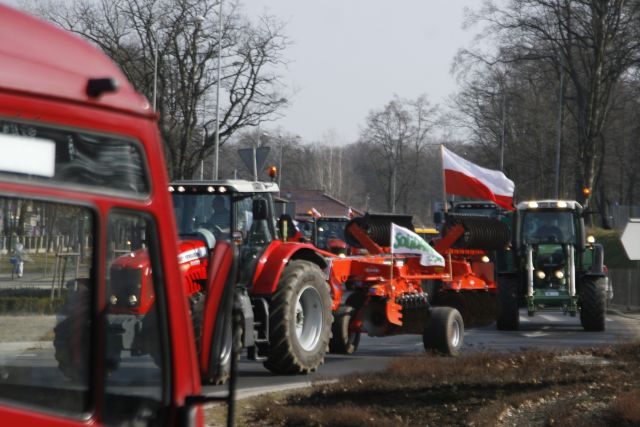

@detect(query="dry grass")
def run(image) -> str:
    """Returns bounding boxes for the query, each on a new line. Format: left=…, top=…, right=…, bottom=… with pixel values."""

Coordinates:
left=231, top=343, right=640, bottom=427
left=608, top=389, right=640, bottom=425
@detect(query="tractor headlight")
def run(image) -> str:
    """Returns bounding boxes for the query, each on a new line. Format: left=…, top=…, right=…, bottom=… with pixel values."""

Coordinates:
left=109, top=295, right=118, bottom=305
left=528, top=201, right=539, bottom=208
left=587, top=235, right=595, bottom=244
left=481, top=255, right=490, bottom=263
left=128, top=294, right=138, bottom=306
left=536, top=270, right=546, bottom=280
left=555, top=270, right=564, bottom=279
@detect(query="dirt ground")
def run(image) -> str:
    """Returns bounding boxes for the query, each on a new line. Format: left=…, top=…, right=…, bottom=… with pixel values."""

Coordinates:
left=207, top=343, right=640, bottom=427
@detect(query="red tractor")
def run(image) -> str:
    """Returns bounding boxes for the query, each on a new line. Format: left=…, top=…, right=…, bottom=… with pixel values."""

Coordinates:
left=170, top=180, right=336, bottom=380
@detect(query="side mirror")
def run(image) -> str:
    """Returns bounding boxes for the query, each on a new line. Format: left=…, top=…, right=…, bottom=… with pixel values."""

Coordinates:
left=252, top=198, right=268, bottom=221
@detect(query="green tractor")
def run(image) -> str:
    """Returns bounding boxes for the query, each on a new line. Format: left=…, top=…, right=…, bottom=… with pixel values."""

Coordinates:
left=497, top=200, right=608, bottom=331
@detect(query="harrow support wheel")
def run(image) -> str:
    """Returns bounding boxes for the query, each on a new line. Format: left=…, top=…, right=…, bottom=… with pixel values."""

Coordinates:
left=423, top=307, right=464, bottom=356
left=497, top=276, right=520, bottom=331
left=580, top=277, right=606, bottom=332
left=329, top=306, right=360, bottom=354
left=264, top=260, right=332, bottom=374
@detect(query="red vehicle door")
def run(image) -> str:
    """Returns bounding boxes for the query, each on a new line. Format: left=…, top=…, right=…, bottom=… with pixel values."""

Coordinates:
left=0, top=5, right=203, bottom=426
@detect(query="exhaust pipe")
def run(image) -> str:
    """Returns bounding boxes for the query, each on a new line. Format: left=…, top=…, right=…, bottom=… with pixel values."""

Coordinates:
left=527, top=246, right=534, bottom=298
left=568, top=245, right=576, bottom=297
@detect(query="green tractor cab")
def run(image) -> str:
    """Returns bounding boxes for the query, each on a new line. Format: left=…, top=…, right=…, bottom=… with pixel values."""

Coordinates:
left=497, top=200, right=607, bottom=331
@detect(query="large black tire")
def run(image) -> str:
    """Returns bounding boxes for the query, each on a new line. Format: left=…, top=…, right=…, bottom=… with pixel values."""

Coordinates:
left=423, top=307, right=464, bottom=356
left=580, top=277, right=606, bottom=332
left=329, top=306, right=360, bottom=354
left=263, top=260, right=332, bottom=374
left=54, top=314, right=88, bottom=382
left=497, top=276, right=520, bottom=331
left=54, top=288, right=91, bottom=382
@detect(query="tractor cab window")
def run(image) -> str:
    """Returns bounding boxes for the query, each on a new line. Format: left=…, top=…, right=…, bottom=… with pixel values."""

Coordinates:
left=173, top=193, right=232, bottom=243
left=316, top=220, right=347, bottom=250
left=522, top=211, right=576, bottom=244
left=235, top=194, right=274, bottom=268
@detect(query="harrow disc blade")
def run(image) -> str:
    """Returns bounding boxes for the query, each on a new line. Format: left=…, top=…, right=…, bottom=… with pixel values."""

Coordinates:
left=445, top=214, right=510, bottom=250
left=345, top=213, right=414, bottom=248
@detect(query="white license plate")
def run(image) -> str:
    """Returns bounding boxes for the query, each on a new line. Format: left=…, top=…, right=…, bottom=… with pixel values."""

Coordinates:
left=545, top=291, right=559, bottom=296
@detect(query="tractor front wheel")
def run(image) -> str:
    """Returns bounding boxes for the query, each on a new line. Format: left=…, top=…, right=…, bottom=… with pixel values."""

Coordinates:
left=423, top=307, right=464, bottom=356
left=329, top=306, right=360, bottom=354
left=497, top=276, right=520, bottom=331
left=580, top=277, right=606, bottom=332
left=264, top=260, right=332, bottom=374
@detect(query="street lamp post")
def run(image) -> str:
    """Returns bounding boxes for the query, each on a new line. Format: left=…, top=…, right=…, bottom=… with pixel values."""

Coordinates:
left=213, top=0, right=223, bottom=180
left=152, top=38, right=158, bottom=111
left=553, top=54, right=565, bottom=199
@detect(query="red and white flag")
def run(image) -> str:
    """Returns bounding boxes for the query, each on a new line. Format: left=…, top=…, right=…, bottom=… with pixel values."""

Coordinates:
left=309, top=207, right=322, bottom=218
left=347, top=207, right=354, bottom=218
left=442, top=146, right=515, bottom=210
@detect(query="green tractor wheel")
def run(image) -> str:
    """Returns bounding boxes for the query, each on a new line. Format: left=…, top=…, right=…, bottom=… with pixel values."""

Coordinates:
left=580, top=277, right=606, bottom=332
left=497, top=276, right=520, bottom=331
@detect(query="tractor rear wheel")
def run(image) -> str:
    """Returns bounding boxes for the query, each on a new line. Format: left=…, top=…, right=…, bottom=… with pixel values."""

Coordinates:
left=329, top=306, right=360, bottom=354
left=497, top=276, right=520, bottom=331
left=580, top=277, right=606, bottom=332
left=264, top=260, right=332, bottom=374
left=423, top=307, right=464, bottom=356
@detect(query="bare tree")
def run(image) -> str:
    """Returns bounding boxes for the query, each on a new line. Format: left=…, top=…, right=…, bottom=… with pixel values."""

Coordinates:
left=360, top=95, right=438, bottom=213
left=460, top=0, right=640, bottom=205
left=32, top=0, right=289, bottom=179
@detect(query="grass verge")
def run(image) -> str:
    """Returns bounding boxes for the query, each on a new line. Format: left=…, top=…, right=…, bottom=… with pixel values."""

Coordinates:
left=218, top=343, right=640, bottom=427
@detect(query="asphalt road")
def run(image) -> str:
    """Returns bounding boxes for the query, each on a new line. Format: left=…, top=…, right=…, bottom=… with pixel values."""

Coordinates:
left=1, top=309, right=637, bottom=402
left=204, top=308, right=640, bottom=398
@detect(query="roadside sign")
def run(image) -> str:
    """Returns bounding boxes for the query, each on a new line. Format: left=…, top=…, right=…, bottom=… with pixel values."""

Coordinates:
left=238, top=147, right=271, bottom=180
left=621, top=219, right=640, bottom=260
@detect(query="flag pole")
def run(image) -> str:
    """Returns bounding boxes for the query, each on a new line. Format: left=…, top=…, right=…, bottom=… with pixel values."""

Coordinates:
left=441, top=144, right=448, bottom=214
left=441, top=144, right=453, bottom=280
left=389, top=224, right=394, bottom=288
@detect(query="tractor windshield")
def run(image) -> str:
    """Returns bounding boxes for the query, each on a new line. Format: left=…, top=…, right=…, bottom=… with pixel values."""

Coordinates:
left=172, top=193, right=232, bottom=241
left=521, top=210, right=576, bottom=244
left=172, top=191, right=274, bottom=254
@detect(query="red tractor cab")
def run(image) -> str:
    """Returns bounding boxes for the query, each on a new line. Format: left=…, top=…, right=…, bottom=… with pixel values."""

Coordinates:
left=0, top=5, right=228, bottom=426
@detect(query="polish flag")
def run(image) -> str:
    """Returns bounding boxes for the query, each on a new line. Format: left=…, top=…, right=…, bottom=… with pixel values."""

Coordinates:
left=347, top=207, right=355, bottom=218
left=310, top=207, right=322, bottom=218
left=442, top=146, right=515, bottom=210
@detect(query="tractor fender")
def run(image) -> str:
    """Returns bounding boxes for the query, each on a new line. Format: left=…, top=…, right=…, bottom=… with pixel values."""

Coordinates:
left=251, top=241, right=331, bottom=297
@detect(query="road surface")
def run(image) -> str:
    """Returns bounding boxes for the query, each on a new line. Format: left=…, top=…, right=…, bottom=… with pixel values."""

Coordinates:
left=204, top=308, right=640, bottom=398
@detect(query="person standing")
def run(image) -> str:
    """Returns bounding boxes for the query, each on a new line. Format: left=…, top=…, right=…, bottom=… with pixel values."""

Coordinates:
left=12, top=240, right=25, bottom=278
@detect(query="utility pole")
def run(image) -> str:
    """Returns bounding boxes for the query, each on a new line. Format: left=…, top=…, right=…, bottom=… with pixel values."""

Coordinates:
left=554, top=55, right=565, bottom=199
left=213, top=0, right=223, bottom=180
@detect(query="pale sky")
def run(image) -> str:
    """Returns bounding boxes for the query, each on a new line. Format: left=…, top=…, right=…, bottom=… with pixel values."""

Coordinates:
left=245, top=1, right=479, bottom=144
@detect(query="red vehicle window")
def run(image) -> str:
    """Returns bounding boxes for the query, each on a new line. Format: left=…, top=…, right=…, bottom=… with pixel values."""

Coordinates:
left=0, top=196, right=94, bottom=416
left=103, top=210, right=166, bottom=425
left=0, top=118, right=149, bottom=197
